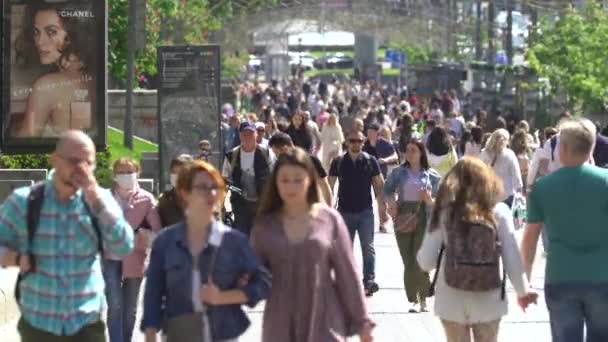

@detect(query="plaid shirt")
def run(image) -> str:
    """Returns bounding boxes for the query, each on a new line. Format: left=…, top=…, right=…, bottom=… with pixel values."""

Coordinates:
left=0, top=180, right=133, bottom=335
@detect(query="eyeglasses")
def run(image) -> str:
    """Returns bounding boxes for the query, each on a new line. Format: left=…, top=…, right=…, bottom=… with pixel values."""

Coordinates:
left=191, top=183, right=219, bottom=195
left=58, top=154, right=95, bottom=168
left=348, top=139, right=364, bottom=144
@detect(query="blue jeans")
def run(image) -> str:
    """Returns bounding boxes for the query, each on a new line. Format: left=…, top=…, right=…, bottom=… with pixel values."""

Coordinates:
left=545, top=283, right=608, bottom=342
left=102, top=260, right=143, bottom=342
left=340, top=208, right=375, bottom=284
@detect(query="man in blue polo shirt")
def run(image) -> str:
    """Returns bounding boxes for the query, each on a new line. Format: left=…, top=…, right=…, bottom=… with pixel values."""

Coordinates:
left=363, top=123, right=398, bottom=233
left=329, top=130, right=385, bottom=296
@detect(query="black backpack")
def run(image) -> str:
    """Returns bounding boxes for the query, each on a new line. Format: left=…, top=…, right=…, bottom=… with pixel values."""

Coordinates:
left=14, top=182, right=103, bottom=305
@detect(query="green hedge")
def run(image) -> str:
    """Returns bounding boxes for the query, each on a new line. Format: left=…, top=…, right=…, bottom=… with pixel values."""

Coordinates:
left=0, top=147, right=114, bottom=188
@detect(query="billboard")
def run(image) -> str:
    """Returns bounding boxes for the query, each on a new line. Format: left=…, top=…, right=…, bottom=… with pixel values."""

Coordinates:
left=157, top=45, right=221, bottom=190
left=1, top=0, right=107, bottom=153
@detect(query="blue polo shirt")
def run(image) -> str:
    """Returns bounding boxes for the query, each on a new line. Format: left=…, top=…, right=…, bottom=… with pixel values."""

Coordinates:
left=363, top=137, right=396, bottom=178
left=330, top=152, right=381, bottom=212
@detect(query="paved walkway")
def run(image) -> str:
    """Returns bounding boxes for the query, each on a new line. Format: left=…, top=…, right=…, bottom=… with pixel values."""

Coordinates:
left=0, top=226, right=550, bottom=341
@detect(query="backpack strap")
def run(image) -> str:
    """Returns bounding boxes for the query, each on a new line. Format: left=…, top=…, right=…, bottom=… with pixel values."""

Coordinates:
left=428, top=244, right=444, bottom=297
left=82, top=199, right=103, bottom=256
left=15, top=182, right=47, bottom=305
left=26, top=182, right=46, bottom=259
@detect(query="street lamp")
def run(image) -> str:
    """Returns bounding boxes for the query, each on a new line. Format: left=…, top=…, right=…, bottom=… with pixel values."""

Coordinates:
left=298, top=37, right=302, bottom=66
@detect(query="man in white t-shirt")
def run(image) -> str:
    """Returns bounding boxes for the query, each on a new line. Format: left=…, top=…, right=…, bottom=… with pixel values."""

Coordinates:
left=222, top=121, right=274, bottom=236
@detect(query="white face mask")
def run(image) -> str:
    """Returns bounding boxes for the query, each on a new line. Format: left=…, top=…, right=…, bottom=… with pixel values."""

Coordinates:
left=115, top=173, right=137, bottom=190
left=170, top=173, right=178, bottom=188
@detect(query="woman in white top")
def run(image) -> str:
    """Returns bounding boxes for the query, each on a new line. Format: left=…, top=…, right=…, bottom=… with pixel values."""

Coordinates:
left=480, top=129, right=523, bottom=208
left=417, top=157, right=537, bottom=342
left=465, top=126, right=484, bottom=157
left=320, top=114, right=345, bottom=171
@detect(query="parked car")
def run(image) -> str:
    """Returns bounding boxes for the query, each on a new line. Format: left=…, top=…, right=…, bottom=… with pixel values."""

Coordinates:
left=288, top=52, right=315, bottom=70
left=248, top=54, right=263, bottom=71
left=313, top=53, right=354, bottom=69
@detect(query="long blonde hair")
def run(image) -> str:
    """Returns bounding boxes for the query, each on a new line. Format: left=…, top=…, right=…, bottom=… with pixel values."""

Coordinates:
left=483, top=129, right=510, bottom=158
left=430, top=157, right=504, bottom=230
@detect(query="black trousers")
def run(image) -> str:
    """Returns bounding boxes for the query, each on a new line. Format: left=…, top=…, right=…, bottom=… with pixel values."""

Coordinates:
left=232, top=198, right=258, bottom=237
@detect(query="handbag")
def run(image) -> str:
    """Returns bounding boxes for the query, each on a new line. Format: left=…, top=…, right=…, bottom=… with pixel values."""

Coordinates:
left=165, top=312, right=208, bottom=342
left=165, top=228, right=225, bottom=342
left=394, top=203, right=422, bottom=234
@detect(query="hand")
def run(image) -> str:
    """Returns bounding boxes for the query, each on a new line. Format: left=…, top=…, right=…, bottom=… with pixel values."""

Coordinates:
left=378, top=201, right=389, bottom=224
left=77, top=167, right=102, bottom=209
left=517, top=291, right=539, bottom=312
left=387, top=202, right=398, bottom=220
left=359, top=322, right=375, bottom=342
left=18, top=253, right=32, bottom=273
left=201, top=277, right=223, bottom=305
left=238, top=273, right=251, bottom=288
left=419, top=188, right=433, bottom=205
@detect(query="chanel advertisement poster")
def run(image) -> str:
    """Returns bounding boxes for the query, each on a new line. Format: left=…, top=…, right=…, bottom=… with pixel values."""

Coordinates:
left=1, top=0, right=107, bottom=153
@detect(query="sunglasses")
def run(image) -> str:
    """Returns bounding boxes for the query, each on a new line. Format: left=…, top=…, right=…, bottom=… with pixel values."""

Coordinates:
left=348, top=139, right=364, bottom=144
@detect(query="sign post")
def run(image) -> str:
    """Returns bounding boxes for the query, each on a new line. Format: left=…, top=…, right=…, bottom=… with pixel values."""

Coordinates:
left=157, top=45, right=221, bottom=191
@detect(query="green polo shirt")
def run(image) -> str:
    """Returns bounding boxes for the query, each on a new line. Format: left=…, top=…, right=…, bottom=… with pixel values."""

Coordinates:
left=528, top=163, right=608, bottom=284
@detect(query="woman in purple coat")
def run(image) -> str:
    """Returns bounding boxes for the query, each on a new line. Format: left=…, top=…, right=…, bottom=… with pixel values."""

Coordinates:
left=252, top=147, right=375, bottom=342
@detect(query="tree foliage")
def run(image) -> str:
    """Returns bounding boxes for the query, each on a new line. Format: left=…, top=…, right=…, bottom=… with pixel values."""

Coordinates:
left=527, top=2, right=608, bottom=115
left=108, top=0, right=277, bottom=82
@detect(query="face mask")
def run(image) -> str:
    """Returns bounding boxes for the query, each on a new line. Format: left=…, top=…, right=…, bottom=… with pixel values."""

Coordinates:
left=170, top=173, right=178, bottom=188
left=115, top=173, right=137, bottom=190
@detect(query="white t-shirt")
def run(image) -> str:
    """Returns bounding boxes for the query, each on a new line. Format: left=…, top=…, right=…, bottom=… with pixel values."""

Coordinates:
left=464, top=142, right=482, bottom=157
left=222, top=149, right=258, bottom=201
left=539, top=135, right=562, bottom=174
left=480, top=148, right=523, bottom=200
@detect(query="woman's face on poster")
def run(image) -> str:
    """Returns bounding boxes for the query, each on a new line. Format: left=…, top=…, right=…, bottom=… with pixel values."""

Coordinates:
left=33, top=9, right=67, bottom=65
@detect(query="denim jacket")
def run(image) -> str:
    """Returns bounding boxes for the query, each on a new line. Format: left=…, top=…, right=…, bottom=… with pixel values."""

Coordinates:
left=141, top=220, right=271, bottom=340
left=383, top=165, right=442, bottom=219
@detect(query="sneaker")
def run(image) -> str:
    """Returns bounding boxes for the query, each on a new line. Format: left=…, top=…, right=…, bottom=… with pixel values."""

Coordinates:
left=408, top=302, right=418, bottom=313
left=365, top=281, right=379, bottom=297
left=379, top=225, right=388, bottom=233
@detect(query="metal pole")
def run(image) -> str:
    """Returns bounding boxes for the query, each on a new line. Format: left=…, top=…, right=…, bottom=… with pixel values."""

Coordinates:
left=124, top=0, right=136, bottom=149
left=506, top=0, right=513, bottom=66
left=475, top=0, right=482, bottom=61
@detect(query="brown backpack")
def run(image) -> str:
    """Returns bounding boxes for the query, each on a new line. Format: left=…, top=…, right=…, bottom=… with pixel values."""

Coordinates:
left=430, top=220, right=506, bottom=299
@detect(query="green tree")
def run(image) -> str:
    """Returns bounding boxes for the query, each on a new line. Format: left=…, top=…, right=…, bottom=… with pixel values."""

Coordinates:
left=108, top=0, right=277, bottom=82
left=387, top=41, right=438, bottom=65
left=527, top=2, right=608, bottom=115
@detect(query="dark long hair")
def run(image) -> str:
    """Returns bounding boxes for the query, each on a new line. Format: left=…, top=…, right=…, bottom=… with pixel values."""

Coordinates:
left=14, top=1, right=96, bottom=74
left=256, top=147, right=321, bottom=219
left=403, top=139, right=431, bottom=170
left=426, top=126, right=451, bottom=156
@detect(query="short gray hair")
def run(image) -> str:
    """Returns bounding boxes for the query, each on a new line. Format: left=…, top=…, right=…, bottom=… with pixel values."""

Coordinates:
left=559, top=118, right=596, bottom=157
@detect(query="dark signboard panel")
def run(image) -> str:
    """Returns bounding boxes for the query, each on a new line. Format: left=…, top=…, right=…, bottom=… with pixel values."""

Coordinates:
left=157, top=45, right=221, bottom=190
left=1, top=0, right=107, bottom=153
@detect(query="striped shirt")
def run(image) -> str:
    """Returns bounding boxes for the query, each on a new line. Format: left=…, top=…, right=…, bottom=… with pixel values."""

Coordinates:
left=0, top=180, right=134, bottom=335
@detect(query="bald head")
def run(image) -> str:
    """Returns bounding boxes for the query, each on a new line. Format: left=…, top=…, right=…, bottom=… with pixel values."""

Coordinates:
left=55, top=130, right=96, bottom=154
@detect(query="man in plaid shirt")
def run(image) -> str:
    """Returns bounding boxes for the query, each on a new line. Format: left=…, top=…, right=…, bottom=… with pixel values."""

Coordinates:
left=0, top=131, right=134, bottom=341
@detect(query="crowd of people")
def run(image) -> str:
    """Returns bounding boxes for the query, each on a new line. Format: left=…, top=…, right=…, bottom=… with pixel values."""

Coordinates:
left=0, top=75, right=607, bottom=342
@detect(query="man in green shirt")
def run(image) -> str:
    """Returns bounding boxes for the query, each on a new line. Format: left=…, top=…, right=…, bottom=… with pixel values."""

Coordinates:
left=521, top=118, right=608, bottom=342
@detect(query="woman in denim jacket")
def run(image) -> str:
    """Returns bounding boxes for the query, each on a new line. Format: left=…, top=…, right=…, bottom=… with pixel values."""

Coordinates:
left=384, top=139, right=441, bottom=313
left=141, top=160, right=270, bottom=342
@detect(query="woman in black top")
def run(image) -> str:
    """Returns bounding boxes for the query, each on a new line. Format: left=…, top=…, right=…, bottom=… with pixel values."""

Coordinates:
left=286, top=111, right=313, bottom=152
